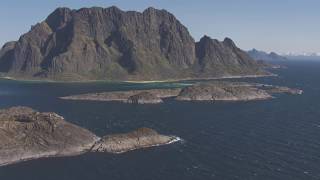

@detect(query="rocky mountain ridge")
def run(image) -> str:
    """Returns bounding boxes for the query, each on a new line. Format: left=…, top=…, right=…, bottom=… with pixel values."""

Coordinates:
left=0, top=6, right=266, bottom=81
left=248, top=49, right=287, bottom=62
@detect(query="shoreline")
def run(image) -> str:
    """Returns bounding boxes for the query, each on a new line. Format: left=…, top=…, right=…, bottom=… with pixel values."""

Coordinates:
left=1, top=136, right=182, bottom=167
left=0, top=150, right=90, bottom=167
left=0, top=73, right=277, bottom=84
left=107, top=136, right=181, bottom=154
left=124, top=74, right=277, bottom=84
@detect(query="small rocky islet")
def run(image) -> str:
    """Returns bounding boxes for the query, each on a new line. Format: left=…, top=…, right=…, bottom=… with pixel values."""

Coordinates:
left=60, top=81, right=303, bottom=104
left=0, top=107, right=179, bottom=167
left=91, top=127, right=179, bottom=153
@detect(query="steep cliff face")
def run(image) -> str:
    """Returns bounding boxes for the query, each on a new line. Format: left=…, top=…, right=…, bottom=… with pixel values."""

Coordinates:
left=0, top=7, right=264, bottom=81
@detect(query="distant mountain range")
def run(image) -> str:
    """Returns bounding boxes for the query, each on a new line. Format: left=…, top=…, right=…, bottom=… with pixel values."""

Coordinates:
left=247, top=49, right=287, bottom=62
left=0, top=6, right=266, bottom=81
left=280, top=52, right=320, bottom=60
left=281, top=52, right=320, bottom=57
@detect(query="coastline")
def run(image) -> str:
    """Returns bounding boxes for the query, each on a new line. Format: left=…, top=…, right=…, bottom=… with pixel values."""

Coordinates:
left=0, top=150, right=90, bottom=167
left=0, top=73, right=277, bottom=84
left=1, top=136, right=182, bottom=167
left=104, top=136, right=181, bottom=154
left=124, top=74, right=277, bottom=84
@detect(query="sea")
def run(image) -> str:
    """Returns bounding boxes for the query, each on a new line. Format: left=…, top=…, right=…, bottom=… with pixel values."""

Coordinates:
left=0, top=60, right=319, bottom=180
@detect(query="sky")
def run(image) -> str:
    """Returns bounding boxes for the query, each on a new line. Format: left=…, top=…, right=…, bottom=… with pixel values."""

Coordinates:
left=0, top=0, right=319, bottom=54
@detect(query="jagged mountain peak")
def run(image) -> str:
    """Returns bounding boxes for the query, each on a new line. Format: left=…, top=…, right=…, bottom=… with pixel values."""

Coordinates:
left=223, top=37, right=237, bottom=48
left=46, top=7, right=72, bottom=31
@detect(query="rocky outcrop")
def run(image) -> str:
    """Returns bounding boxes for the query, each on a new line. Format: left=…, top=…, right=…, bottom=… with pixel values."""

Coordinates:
left=0, top=106, right=99, bottom=166
left=0, top=107, right=180, bottom=166
left=175, top=82, right=272, bottom=101
left=60, top=88, right=181, bottom=103
left=175, top=82, right=303, bottom=101
left=0, top=6, right=265, bottom=81
left=91, top=128, right=179, bottom=153
left=126, top=92, right=163, bottom=104
left=0, top=41, right=16, bottom=72
left=261, top=85, right=303, bottom=95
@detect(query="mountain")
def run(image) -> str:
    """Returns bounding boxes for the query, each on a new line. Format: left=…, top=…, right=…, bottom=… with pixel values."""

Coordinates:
left=282, top=52, right=320, bottom=57
left=281, top=52, right=320, bottom=60
left=196, top=36, right=262, bottom=76
left=248, top=49, right=287, bottom=62
left=0, top=6, right=266, bottom=81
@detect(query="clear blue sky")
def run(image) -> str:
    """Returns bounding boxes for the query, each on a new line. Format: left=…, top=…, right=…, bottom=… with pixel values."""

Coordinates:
left=1, top=0, right=319, bottom=53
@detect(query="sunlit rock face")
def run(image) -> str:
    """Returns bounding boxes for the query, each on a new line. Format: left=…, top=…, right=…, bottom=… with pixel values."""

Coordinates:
left=0, top=106, right=99, bottom=166
left=91, top=128, right=179, bottom=153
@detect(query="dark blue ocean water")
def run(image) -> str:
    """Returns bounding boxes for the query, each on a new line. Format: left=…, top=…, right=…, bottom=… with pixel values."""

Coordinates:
left=0, top=61, right=319, bottom=180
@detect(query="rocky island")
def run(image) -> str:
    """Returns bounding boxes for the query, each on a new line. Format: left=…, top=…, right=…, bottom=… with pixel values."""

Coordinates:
left=61, top=88, right=182, bottom=104
left=92, top=128, right=179, bottom=153
left=126, top=92, right=163, bottom=104
left=261, top=85, right=303, bottom=95
left=175, top=82, right=272, bottom=101
left=0, top=106, right=99, bottom=166
left=0, top=107, right=179, bottom=167
left=61, top=81, right=303, bottom=103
